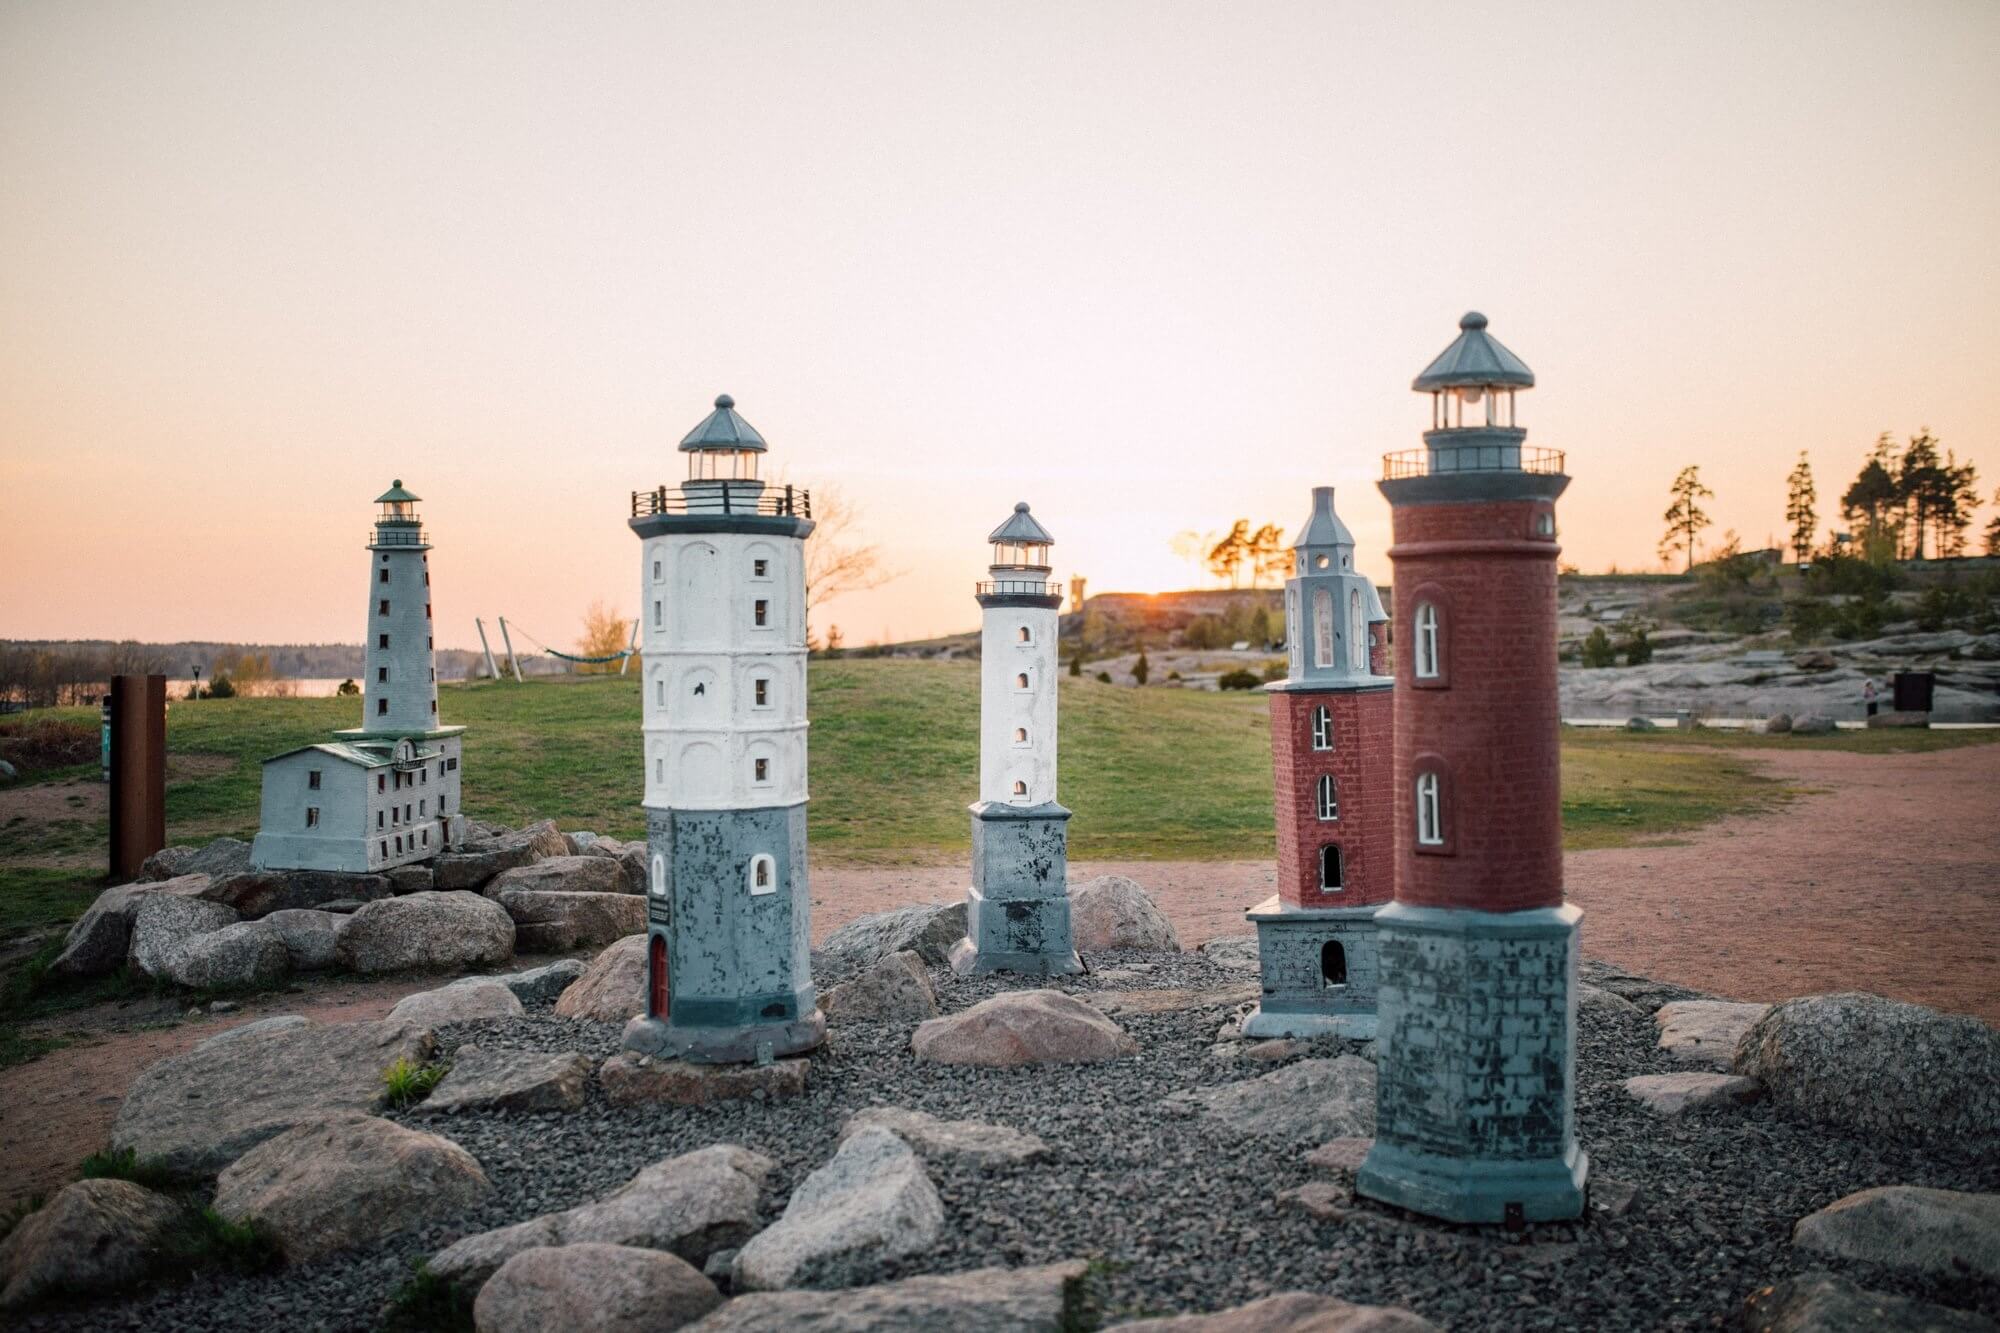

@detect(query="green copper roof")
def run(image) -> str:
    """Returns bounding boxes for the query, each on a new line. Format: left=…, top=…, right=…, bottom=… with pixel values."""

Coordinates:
left=679, top=394, right=768, bottom=452
left=375, top=479, right=421, bottom=504
left=988, top=502, right=1055, bottom=545
left=1291, top=487, right=1355, bottom=551
left=1412, top=312, right=1535, bottom=391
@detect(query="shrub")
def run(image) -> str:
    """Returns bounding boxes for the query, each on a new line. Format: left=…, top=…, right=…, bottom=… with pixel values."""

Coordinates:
left=1068, top=654, right=1081, bottom=677
left=386, top=1261, right=475, bottom=1333
left=1788, top=597, right=1834, bottom=643
left=1132, top=651, right=1150, bottom=686
left=1831, top=596, right=1886, bottom=641
left=1915, top=585, right=1977, bottom=632
left=1261, top=658, right=1287, bottom=682
left=79, top=1147, right=177, bottom=1191
left=0, top=715, right=98, bottom=775
left=1580, top=627, right=1617, bottom=668
left=167, top=1206, right=281, bottom=1274
left=1619, top=625, right=1654, bottom=666
left=1095, top=671, right=1112, bottom=683
left=336, top=678, right=360, bottom=696
left=1217, top=669, right=1261, bottom=691
left=382, top=1057, right=447, bottom=1108
left=204, top=673, right=237, bottom=700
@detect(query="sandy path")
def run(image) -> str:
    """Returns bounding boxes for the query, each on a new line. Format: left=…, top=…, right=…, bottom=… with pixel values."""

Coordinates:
left=4, top=741, right=1993, bottom=1210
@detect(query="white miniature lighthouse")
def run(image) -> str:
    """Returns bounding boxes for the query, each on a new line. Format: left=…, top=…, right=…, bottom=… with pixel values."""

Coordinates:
left=622, top=395, right=825, bottom=1064
left=949, top=503, right=1082, bottom=975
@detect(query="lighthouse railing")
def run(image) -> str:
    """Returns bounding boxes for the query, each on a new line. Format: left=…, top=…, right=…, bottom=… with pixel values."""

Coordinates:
left=630, top=485, right=813, bottom=519
left=1381, top=445, right=1565, bottom=479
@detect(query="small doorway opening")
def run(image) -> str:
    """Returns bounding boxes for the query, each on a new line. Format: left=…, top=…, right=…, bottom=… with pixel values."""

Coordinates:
left=648, top=934, right=669, bottom=1018
left=1318, top=844, right=1343, bottom=891
left=1321, top=940, right=1347, bottom=988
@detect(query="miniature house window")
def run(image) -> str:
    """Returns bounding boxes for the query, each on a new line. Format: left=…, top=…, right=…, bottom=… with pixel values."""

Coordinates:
left=652, top=558, right=662, bottom=581
left=1018, top=625, right=1032, bottom=643
left=377, top=810, right=384, bottom=829
left=1536, top=510, right=1556, bottom=538
left=394, top=835, right=403, bottom=853
left=306, top=806, right=319, bottom=828
left=377, top=698, right=388, bottom=715
left=1015, top=672, right=1030, bottom=690
left=754, top=600, right=769, bottom=627
left=754, top=757, right=770, bottom=784
left=754, top=678, right=770, bottom=707
left=1348, top=589, right=1366, bottom=671
left=448, top=757, right=457, bottom=770
left=430, top=700, right=437, bottom=714
left=650, top=854, right=666, bottom=896
left=1313, top=587, right=1334, bottom=667
left=425, top=603, right=431, bottom=619
left=379, top=841, right=387, bottom=858
left=1416, top=772, right=1444, bottom=846
left=656, top=679, right=666, bottom=707
left=1319, top=845, right=1343, bottom=890
left=379, top=634, right=390, bottom=649
left=753, top=558, right=769, bottom=578
left=308, top=769, right=322, bottom=790
left=421, top=829, right=428, bottom=846
left=1012, top=780, right=1028, bottom=797
left=1314, top=554, right=1330, bottom=570
left=1321, top=939, right=1347, bottom=986
left=429, top=668, right=435, bottom=682
left=377, top=775, right=386, bottom=792
left=653, top=600, right=662, bottom=629
left=1013, top=727, right=1028, bottom=744
left=378, top=600, right=389, bottom=615
left=1310, top=706, right=1332, bottom=750
left=1316, top=774, right=1339, bottom=821
left=378, top=667, right=388, bottom=683
left=1413, top=603, right=1440, bottom=679
left=748, top=854, right=776, bottom=896
left=654, top=757, right=664, bottom=784
left=419, top=798, right=426, bottom=815
left=379, top=568, right=389, bottom=584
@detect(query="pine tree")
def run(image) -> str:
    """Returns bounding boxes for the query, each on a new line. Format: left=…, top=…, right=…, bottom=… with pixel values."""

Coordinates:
left=1784, top=452, right=1817, bottom=564
left=1659, top=466, right=1714, bottom=572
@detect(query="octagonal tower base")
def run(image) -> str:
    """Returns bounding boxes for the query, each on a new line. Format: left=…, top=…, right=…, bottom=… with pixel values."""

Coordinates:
left=949, top=800, right=1082, bottom=976
left=1240, top=895, right=1381, bottom=1040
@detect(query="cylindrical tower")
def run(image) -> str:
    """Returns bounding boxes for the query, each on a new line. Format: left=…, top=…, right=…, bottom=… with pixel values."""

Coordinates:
left=948, top=503, right=1082, bottom=976
left=1242, top=486, right=1394, bottom=1039
left=363, top=482, right=441, bottom=735
left=622, top=395, right=824, bottom=1064
left=1356, top=312, right=1587, bottom=1224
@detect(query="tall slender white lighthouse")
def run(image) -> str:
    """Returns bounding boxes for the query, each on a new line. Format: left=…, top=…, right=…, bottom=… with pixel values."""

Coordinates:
left=949, top=503, right=1082, bottom=976
left=622, top=395, right=825, bottom=1065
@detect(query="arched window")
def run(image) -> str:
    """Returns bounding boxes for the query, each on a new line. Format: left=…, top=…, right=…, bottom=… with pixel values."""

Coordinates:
left=1018, top=625, right=1032, bottom=643
left=1319, top=844, right=1343, bottom=890
left=655, top=678, right=666, bottom=708
left=1348, top=589, right=1367, bottom=671
left=1012, top=780, right=1028, bottom=797
left=1310, top=705, right=1333, bottom=750
left=650, top=854, right=666, bottom=897
left=748, top=854, right=776, bottom=896
left=1013, top=726, right=1028, bottom=744
left=1313, top=587, right=1334, bottom=667
left=1413, top=603, right=1441, bottom=679
left=1316, top=774, right=1338, bottom=821
left=1416, top=772, right=1444, bottom=845
left=1321, top=939, right=1347, bottom=985
left=1015, top=672, right=1030, bottom=689
left=648, top=934, right=669, bottom=1017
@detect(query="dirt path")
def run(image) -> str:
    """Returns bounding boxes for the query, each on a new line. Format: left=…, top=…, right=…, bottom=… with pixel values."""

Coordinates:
left=3, top=742, right=1993, bottom=1211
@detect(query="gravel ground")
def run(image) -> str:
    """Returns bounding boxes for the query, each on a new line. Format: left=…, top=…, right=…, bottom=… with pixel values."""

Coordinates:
left=17, top=950, right=2000, bottom=1332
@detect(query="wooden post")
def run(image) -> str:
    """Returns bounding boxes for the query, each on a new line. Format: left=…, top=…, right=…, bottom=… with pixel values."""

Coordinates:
left=109, top=674, right=167, bottom=879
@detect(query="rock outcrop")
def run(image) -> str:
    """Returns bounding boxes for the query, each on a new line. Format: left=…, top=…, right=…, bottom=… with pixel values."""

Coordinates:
left=386, top=977, right=526, bottom=1027
left=1067, top=876, right=1181, bottom=952
left=821, top=950, right=939, bottom=1024
left=731, top=1128, right=946, bottom=1291
left=817, top=902, right=968, bottom=970
left=554, top=934, right=648, bottom=1022
left=1164, top=1056, right=1377, bottom=1146
left=0, top=1179, right=184, bottom=1309
left=474, top=1243, right=721, bottom=1333
left=911, top=990, right=1138, bottom=1067
left=334, top=891, right=515, bottom=973
left=691, top=1261, right=1088, bottom=1331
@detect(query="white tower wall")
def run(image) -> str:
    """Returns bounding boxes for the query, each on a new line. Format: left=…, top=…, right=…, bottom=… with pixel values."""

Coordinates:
left=980, top=603, right=1059, bottom=806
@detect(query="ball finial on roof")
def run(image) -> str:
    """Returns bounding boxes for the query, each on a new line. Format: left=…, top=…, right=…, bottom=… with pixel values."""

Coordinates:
left=392, top=478, right=402, bottom=487
left=1015, top=501, right=1030, bottom=512
left=715, top=394, right=734, bottom=409
left=1460, top=312, right=1487, bottom=330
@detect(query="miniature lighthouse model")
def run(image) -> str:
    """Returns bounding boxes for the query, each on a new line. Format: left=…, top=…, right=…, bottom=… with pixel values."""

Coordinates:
left=1242, top=487, right=1393, bottom=1039
left=949, top=504, right=1082, bottom=976
left=250, top=482, right=466, bottom=872
left=1355, top=313, right=1588, bottom=1223
left=622, top=395, right=825, bottom=1064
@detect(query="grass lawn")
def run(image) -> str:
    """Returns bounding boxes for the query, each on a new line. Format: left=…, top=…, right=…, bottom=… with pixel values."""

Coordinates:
left=3, top=659, right=1992, bottom=937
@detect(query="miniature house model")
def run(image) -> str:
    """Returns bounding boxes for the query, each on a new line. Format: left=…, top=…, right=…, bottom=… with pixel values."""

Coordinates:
left=250, top=482, right=466, bottom=873
left=1355, top=312, right=1588, bottom=1224
left=949, top=503, right=1082, bottom=976
left=622, top=395, right=825, bottom=1065
left=1243, top=487, right=1392, bottom=1038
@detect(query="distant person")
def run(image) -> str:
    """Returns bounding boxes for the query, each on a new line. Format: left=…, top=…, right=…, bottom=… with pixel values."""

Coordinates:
left=1863, top=677, right=1879, bottom=717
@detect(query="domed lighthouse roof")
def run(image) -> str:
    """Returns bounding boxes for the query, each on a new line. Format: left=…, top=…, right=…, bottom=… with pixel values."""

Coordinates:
left=679, top=394, right=768, bottom=452
left=988, top=502, right=1055, bottom=546
left=375, top=479, right=421, bottom=504
left=1412, top=312, right=1535, bottom=391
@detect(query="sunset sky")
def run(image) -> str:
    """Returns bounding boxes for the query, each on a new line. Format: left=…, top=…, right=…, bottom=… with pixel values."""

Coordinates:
left=3, top=2, right=1997, bottom=653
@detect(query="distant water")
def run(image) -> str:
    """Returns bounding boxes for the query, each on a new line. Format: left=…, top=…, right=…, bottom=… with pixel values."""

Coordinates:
left=166, top=677, right=358, bottom=699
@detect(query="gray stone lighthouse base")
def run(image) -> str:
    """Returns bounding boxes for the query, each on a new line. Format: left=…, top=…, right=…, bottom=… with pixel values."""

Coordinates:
left=1241, top=895, right=1381, bottom=1041
left=622, top=1007, right=826, bottom=1066
left=949, top=801, right=1082, bottom=977
left=1356, top=901, right=1588, bottom=1224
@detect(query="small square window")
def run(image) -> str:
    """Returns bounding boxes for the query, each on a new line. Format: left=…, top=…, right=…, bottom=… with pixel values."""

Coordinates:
left=377, top=698, right=388, bottom=715
left=753, top=558, right=769, bottom=577
left=379, top=633, right=390, bottom=649
left=306, top=806, right=319, bottom=828
left=307, top=770, right=321, bottom=790
left=378, top=667, right=388, bottom=683
left=379, top=600, right=390, bottom=615
left=379, top=569, right=389, bottom=584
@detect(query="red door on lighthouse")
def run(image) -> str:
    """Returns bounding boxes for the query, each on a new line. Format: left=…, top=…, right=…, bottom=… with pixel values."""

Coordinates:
left=648, top=934, right=669, bottom=1018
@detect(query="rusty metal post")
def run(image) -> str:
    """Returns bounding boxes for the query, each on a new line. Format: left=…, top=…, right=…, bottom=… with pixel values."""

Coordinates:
left=109, top=674, right=167, bottom=879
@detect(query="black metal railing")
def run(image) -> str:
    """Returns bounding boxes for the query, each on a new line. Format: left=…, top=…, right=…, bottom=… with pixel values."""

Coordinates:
left=369, top=528, right=429, bottom=546
left=976, top=578, right=1062, bottom=597
left=1381, top=444, right=1565, bottom=479
left=630, top=485, right=812, bottom=518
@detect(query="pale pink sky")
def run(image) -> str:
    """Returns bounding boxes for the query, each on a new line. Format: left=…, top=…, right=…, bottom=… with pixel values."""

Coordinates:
left=3, top=2, right=1996, bottom=651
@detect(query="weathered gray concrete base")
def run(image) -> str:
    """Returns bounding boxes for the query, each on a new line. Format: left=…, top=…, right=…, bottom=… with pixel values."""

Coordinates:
left=951, top=802, right=1082, bottom=976
left=1244, top=895, right=1381, bottom=1039
left=622, top=1009, right=827, bottom=1065
left=1356, top=901, right=1588, bottom=1225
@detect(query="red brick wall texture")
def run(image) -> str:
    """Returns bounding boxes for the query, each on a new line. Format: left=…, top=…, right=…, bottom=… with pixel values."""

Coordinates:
left=1269, top=685, right=1395, bottom=910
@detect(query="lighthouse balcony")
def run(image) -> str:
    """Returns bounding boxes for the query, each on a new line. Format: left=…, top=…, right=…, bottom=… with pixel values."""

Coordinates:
left=976, top=578, right=1062, bottom=598
left=631, top=484, right=811, bottom=519
left=368, top=527, right=429, bottom=547
left=1383, top=441, right=1565, bottom=479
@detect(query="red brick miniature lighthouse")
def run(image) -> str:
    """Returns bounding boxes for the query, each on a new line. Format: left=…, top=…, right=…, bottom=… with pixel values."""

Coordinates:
left=1355, top=312, right=1588, bottom=1224
left=1242, top=487, right=1394, bottom=1039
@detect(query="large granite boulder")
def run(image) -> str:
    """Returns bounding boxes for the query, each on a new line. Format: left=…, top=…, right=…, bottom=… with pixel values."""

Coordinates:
left=1623, top=1072, right=1761, bottom=1118
left=732, top=1128, right=946, bottom=1291
left=599, top=1053, right=810, bottom=1107
left=0, top=1179, right=184, bottom=1309
left=817, top=902, right=968, bottom=970
left=1734, top=992, right=2000, bottom=1152
left=1741, top=1272, right=1995, bottom=1332
left=475, top=1243, right=721, bottom=1333
left=498, top=958, right=587, bottom=1004
left=422, top=1046, right=593, bottom=1114
left=488, top=855, right=627, bottom=898
left=429, top=1145, right=773, bottom=1291
left=387, top=977, right=526, bottom=1027
left=111, top=1017, right=435, bottom=1179
left=1197, top=936, right=1261, bottom=972
left=434, top=821, right=570, bottom=892
left=691, top=1261, right=1088, bottom=1331
left=387, top=863, right=434, bottom=895
left=126, top=892, right=239, bottom=979
left=212, top=1112, right=490, bottom=1261
left=263, top=908, right=344, bottom=971
left=554, top=933, right=647, bottom=1022
left=912, top=990, right=1138, bottom=1067
left=201, top=868, right=391, bottom=918
left=186, top=837, right=254, bottom=879
left=494, top=889, right=646, bottom=952
left=1654, top=1000, right=1771, bottom=1070
left=155, top=919, right=291, bottom=991
left=821, top=950, right=939, bottom=1025
left=1792, top=1187, right=2000, bottom=1284
left=838, top=1107, right=1048, bottom=1166
left=1164, top=1056, right=1377, bottom=1146
left=1068, top=876, right=1181, bottom=952
left=614, top=843, right=649, bottom=895
left=137, top=846, right=197, bottom=881
left=48, top=875, right=211, bottom=980
left=1792, top=714, right=1838, bottom=735
left=335, top=891, right=515, bottom=973
left=1110, top=1292, right=1439, bottom=1331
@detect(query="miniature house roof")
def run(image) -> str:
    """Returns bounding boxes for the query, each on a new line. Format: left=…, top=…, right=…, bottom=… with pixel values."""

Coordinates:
left=1363, top=580, right=1389, bottom=624
left=679, top=394, right=768, bottom=453
left=988, top=502, right=1055, bottom=546
left=263, top=741, right=395, bottom=769
left=375, top=480, right=421, bottom=504
left=1291, top=487, right=1355, bottom=552
left=1411, top=312, right=1536, bottom=391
